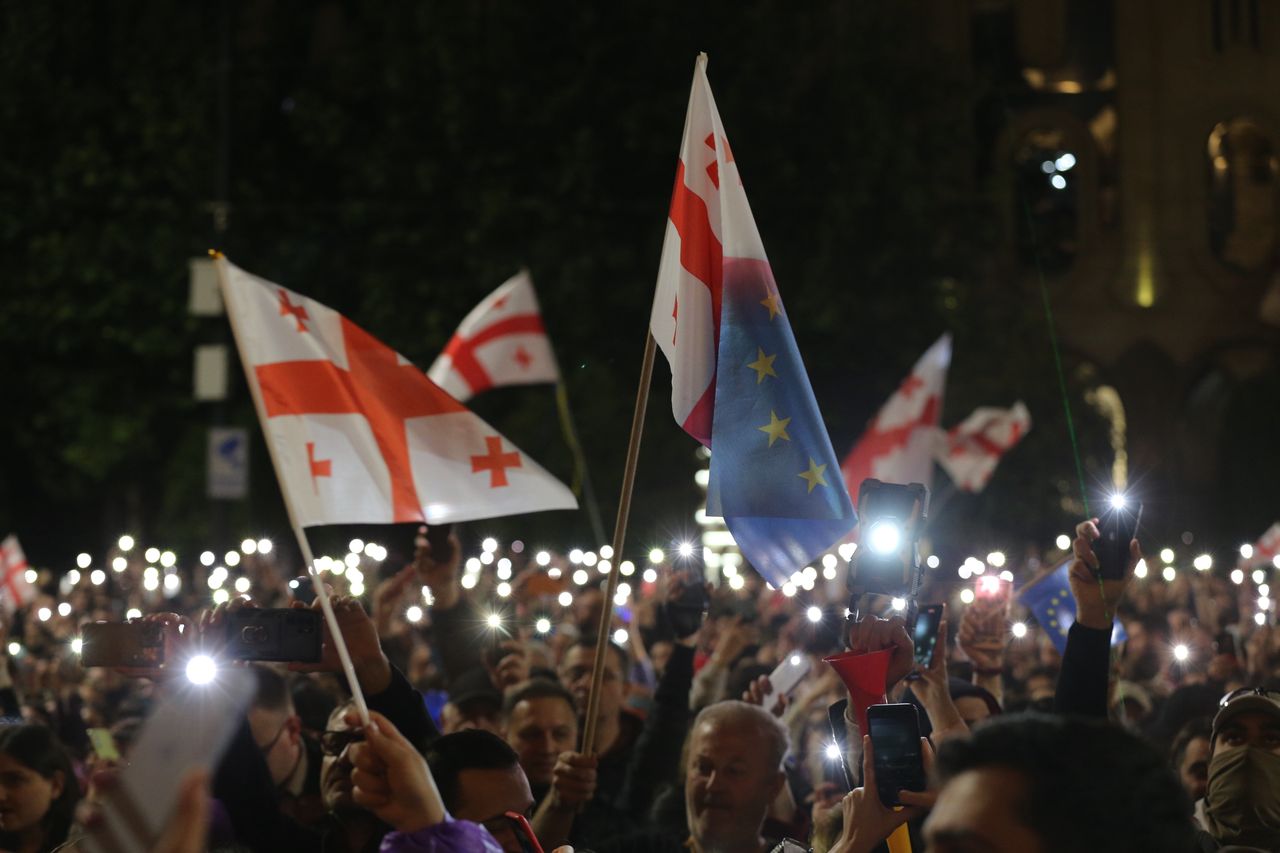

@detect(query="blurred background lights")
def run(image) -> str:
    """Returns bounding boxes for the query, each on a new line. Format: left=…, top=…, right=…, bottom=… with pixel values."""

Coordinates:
left=144, top=548, right=160, bottom=563
left=76, top=553, right=91, bottom=569
left=649, top=548, right=665, bottom=564
left=225, top=551, right=241, bottom=567
left=117, top=535, right=135, bottom=552
left=1162, top=566, right=1177, bottom=582
left=241, top=538, right=257, bottom=555
left=558, top=591, right=573, bottom=607
left=1056, top=534, right=1071, bottom=550
left=1011, top=622, right=1028, bottom=638
left=112, top=557, right=127, bottom=572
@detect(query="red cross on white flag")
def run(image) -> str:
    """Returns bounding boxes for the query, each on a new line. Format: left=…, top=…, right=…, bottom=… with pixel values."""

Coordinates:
left=935, top=402, right=1031, bottom=492
left=0, top=535, right=35, bottom=614
left=1244, top=522, right=1280, bottom=567
left=217, top=259, right=577, bottom=527
left=427, top=271, right=560, bottom=402
left=841, top=334, right=952, bottom=497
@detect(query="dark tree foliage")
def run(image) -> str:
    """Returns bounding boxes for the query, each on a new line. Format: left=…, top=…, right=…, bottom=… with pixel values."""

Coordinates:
left=0, top=1, right=1108, bottom=570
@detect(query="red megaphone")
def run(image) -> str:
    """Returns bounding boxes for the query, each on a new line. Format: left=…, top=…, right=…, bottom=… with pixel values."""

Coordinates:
left=823, top=647, right=892, bottom=734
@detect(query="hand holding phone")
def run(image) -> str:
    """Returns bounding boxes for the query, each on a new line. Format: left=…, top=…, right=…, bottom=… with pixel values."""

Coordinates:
left=866, top=703, right=926, bottom=807
left=769, top=653, right=812, bottom=697
left=911, top=604, right=945, bottom=670
left=1096, top=497, right=1143, bottom=581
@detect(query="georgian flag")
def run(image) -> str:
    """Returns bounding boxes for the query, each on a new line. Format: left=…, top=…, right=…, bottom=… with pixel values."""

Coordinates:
left=217, top=258, right=577, bottom=527
left=1243, top=523, right=1280, bottom=567
left=0, top=535, right=35, bottom=613
left=841, top=335, right=952, bottom=498
left=936, top=402, right=1031, bottom=492
left=428, top=271, right=560, bottom=402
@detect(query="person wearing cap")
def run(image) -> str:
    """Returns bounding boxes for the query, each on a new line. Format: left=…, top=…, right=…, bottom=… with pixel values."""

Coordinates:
left=440, top=668, right=504, bottom=736
left=1195, top=687, right=1280, bottom=848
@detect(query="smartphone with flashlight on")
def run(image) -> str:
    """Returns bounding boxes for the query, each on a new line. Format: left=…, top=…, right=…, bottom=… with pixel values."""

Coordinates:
left=80, top=621, right=166, bottom=669
left=974, top=574, right=1011, bottom=603
left=826, top=699, right=854, bottom=790
left=769, top=653, right=812, bottom=697
left=1097, top=495, right=1143, bottom=581
left=867, top=703, right=926, bottom=808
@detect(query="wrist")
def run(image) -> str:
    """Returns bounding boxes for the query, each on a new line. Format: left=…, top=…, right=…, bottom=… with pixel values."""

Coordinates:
left=355, top=654, right=392, bottom=695
left=1075, top=608, right=1110, bottom=631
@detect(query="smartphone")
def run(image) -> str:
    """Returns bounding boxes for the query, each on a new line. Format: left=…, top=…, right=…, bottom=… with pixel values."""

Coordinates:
left=1097, top=498, right=1143, bottom=580
left=827, top=699, right=854, bottom=791
left=80, top=622, right=165, bottom=669
left=912, top=604, right=944, bottom=668
left=769, top=654, right=812, bottom=697
left=87, top=728, right=121, bottom=763
left=81, top=669, right=255, bottom=853
left=223, top=609, right=322, bottom=663
left=662, top=569, right=710, bottom=639
left=867, top=703, right=926, bottom=807
left=503, top=812, right=545, bottom=853
left=974, top=574, right=1011, bottom=602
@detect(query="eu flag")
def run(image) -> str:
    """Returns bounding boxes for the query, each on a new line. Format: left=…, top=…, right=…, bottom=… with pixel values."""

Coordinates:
left=1020, top=560, right=1128, bottom=654
left=705, top=257, right=857, bottom=587
left=649, top=56, right=857, bottom=588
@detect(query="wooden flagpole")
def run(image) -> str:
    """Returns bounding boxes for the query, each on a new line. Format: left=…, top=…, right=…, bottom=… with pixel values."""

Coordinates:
left=212, top=253, right=371, bottom=725
left=580, top=331, right=656, bottom=755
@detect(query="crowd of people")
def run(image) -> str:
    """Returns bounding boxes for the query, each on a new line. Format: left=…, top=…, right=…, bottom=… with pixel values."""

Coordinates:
left=1, top=517, right=1278, bottom=852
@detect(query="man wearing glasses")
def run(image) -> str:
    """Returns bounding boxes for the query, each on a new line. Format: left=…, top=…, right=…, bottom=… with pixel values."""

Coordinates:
left=1197, top=687, right=1280, bottom=849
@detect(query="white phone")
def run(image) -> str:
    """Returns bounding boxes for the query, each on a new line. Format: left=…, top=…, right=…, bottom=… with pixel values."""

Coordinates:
left=82, top=669, right=255, bottom=853
left=769, top=653, right=812, bottom=697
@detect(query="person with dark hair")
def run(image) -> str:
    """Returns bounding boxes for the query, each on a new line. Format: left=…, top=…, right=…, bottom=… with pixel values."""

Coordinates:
left=0, top=724, right=80, bottom=853
left=925, top=714, right=1198, bottom=853
left=440, top=668, right=503, bottom=736
left=247, top=666, right=323, bottom=825
left=1170, top=717, right=1213, bottom=803
left=426, top=729, right=534, bottom=853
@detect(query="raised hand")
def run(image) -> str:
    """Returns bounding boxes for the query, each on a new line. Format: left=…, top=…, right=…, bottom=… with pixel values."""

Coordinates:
left=346, top=709, right=447, bottom=833
left=548, top=751, right=598, bottom=811
left=742, top=674, right=788, bottom=718
left=1069, top=518, right=1141, bottom=630
left=289, top=596, right=391, bottom=694
left=847, top=614, right=915, bottom=691
left=412, top=525, right=462, bottom=610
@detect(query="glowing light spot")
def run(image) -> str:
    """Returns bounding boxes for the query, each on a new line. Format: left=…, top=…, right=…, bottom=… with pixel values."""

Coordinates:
left=987, top=551, right=1006, bottom=568
left=1012, top=622, right=1028, bottom=638
left=406, top=605, right=423, bottom=623
left=960, top=589, right=975, bottom=604
left=558, top=591, right=573, bottom=607
left=536, top=618, right=552, bottom=634
left=225, top=552, right=241, bottom=567
left=76, top=553, right=91, bottom=569
left=186, top=655, right=217, bottom=685
left=118, top=535, right=135, bottom=552
left=536, top=551, right=551, bottom=566
left=145, top=548, right=160, bottom=564
left=807, top=606, right=822, bottom=622
left=1173, top=644, right=1190, bottom=662
left=1056, top=535, right=1071, bottom=550
left=648, top=548, right=665, bottom=565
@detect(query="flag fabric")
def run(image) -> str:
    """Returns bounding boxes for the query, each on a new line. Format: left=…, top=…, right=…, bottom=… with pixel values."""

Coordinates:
left=649, top=55, right=856, bottom=587
left=427, top=271, right=560, bottom=402
left=841, top=334, right=951, bottom=499
left=936, top=401, right=1031, bottom=492
left=217, top=258, right=578, bottom=528
left=1243, top=522, right=1280, bottom=566
left=1019, top=560, right=1127, bottom=654
left=0, top=535, right=35, bottom=613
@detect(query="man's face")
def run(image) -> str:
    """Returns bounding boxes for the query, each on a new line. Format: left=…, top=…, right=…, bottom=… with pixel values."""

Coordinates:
left=925, top=767, right=1046, bottom=853
left=560, top=645, right=622, bottom=724
left=1214, top=711, right=1280, bottom=757
left=1179, top=735, right=1211, bottom=802
left=505, top=697, right=577, bottom=788
left=452, top=765, right=535, bottom=853
left=684, top=718, right=783, bottom=852
left=319, top=705, right=359, bottom=811
left=248, top=706, right=302, bottom=788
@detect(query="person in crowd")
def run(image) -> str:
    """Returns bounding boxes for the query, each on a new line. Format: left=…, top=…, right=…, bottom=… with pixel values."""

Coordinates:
left=426, top=729, right=536, bottom=853
left=1197, top=687, right=1280, bottom=848
left=0, top=725, right=79, bottom=853
left=921, top=714, right=1200, bottom=853
left=247, top=665, right=323, bottom=825
left=439, top=668, right=504, bottom=736
left=1171, top=717, right=1213, bottom=803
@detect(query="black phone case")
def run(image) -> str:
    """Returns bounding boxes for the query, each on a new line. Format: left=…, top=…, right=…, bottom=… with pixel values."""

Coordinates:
left=224, top=609, right=322, bottom=662
left=1098, top=503, right=1142, bottom=580
left=868, top=704, right=926, bottom=807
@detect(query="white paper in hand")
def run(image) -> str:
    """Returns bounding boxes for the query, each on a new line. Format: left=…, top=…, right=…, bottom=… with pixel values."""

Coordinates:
left=81, top=669, right=255, bottom=853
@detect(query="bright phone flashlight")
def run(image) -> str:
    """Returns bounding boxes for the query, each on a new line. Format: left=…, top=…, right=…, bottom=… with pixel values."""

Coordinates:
left=825, top=742, right=841, bottom=760
left=186, top=655, right=218, bottom=685
left=1173, top=644, right=1190, bottom=663
left=1109, top=493, right=1128, bottom=510
left=867, top=520, right=902, bottom=555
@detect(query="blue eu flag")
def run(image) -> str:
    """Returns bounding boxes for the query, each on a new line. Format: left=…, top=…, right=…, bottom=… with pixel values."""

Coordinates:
left=705, top=257, right=857, bottom=588
left=1021, top=560, right=1127, bottom=654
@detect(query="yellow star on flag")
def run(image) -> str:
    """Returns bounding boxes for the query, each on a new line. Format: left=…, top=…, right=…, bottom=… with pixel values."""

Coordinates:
left=746, top=348, right=778, bottom=384
left=760, top=291, right=781, bottom=320
left=797, top=458, right=829, bottom=493
left=757, top=410, right=791, bottom=447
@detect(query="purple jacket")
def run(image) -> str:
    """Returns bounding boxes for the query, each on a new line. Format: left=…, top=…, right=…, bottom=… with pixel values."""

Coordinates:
left=380, top=818, right=504, bottom=853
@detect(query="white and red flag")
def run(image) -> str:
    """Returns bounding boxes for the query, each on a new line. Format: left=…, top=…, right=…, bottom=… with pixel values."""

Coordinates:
left=841, top=334, right=951, bottom=498
left=428, top=271, right=560, bottom=402
left=0, top=535, right=35, bottom=613
left=217, top=258, right=577, bottom=527
left=936, top=401, right=1031, bottom=492
left=1243, top=522, right=1280, bottom=566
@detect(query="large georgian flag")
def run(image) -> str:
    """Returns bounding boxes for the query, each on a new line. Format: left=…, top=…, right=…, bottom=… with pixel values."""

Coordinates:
left=217, top=258, right=577, bottom=527
left=936, top=401, right=1031, bottom=493
left=428, top=271, right=560, bottom=402
left=649, top=55, right=856, bottom=587
left=0, top=535, right=35, bottom=614
left=841, top=334, right=951, bottom=498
